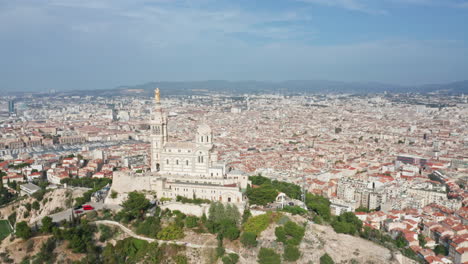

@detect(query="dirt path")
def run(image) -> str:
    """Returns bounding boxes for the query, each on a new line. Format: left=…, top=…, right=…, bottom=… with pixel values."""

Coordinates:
left=94, top=220, right=247, bottom=262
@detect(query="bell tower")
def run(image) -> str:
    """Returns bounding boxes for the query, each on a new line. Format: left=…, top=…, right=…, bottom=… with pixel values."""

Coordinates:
left=150, top=88, right=168, bottom=172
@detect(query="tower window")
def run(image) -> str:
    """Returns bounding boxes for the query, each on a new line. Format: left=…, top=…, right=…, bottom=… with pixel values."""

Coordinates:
left=166, top=159, right=169, bottom=164
left=201, top=136, right=203, bottom=142
left=176, top=160, right=179, bottom=165
left=186, top=160, right=189, bottom=165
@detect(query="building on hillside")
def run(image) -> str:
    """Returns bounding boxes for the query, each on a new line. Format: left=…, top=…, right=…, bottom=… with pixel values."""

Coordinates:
left=108, top=89, right=250, bottom=205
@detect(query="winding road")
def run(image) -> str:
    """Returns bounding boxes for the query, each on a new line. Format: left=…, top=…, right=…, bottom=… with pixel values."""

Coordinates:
left=94, top=220, right=247, bottom=262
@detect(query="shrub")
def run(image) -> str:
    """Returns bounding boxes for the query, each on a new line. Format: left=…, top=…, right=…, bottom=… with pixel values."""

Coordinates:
left=313, top=215, right=323, bottom=224
left=185, top=216, right=199, bottom=228
left=243, top=212, right=281, bottom=235
left=282, top=205, right=307, bottom=215
left=157, top=224, right=184, bottom=240
left=240, top=232, right=257, bottom=247
left=173, top=255, right=188, bottom=264
left=283, top=245, right=301, bottom=262
left=33, top=238, right=56, bottom=263
left=176, top=195, right=211, bottom=205
left=136, top=216, right=161, bottom=238
left=222, top=253, right=239, bottom=264
left=32, top=201, right=40, bottom=210
left=258, top=248, right=281, bottom=264
left=224, top=226, right=240, bottom=240
left=120, top=192, right=151, bottom=220
left=331, top=212, right=362, bottom=235
left=99, top=224, right=114, bottom=242
left=320, top=253, right=334, bottom=264
left=16, top=221, right=32, bottom=239
left=275, top=226, right=286, bottom=242
left=275, top=221, right=305, bottom=246
left=40, top=216, right=54, bottom=233
left=306, top=193, right=331, bottom=221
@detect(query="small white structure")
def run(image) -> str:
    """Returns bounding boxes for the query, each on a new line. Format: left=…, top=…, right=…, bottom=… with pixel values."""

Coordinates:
left=20, top=183, right=41, bottom=196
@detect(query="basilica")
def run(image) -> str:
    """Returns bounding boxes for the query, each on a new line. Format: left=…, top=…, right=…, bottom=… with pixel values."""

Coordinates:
left=107, top=89, right=249, bottom=205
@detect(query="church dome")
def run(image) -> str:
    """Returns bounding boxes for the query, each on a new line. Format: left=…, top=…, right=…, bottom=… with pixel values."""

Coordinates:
left=197, top=124, right=212, bottom=135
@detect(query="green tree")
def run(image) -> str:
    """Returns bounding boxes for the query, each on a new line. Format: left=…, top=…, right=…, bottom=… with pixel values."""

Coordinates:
left=201, top=213, right=207, bottom=224
left=157, top=224, right=184, bottom=240
left=418, top=234, right=426, bottom=248
left=283, top=221, right=305, bottom=245
left=16, top=221, right=32, bottom=239
left=395, top=234, right=407, bottom=248
left=33, top=237, right=56, bottom=263
left=173, top=255, right=188, bottom=264
left=0, top=171, right=3, bottom=190
left=242, top=208, right=252, bottom=223
left=185, top=216, right=199, bottom=228
left=275, top=226, right=286, bottom=243
left=306, top=193, right=331, bottom=221
left=222, top=253, right=239, bottom=264
left=434, top=245, right=448, bottom=256
left=121, top=192, right=151, bottom=220
left=224, top=226, right=240, bottom=240
left=225, top=204, right=241, bottom=224
left=209, top=202, right=225, bottom=223
left=99, top=224, right=115, bottom=242
left=320, top=253, right=334, bottom=264
left=332, top=212, right=362, bottom=235
left=258, top=248, right=281, bottom=264
left=102, top=243, right=117, bottom=264
left=40, top=216, right=54, bottom=233
left=32, top=200, right=40, bottom=210
left=136, top=216, right=161, bottom=238
left=283, top=245, right=301, bottom=262
left=240, top=232, right=257, bottom=247
left=246, top=184, right=277, bottom=205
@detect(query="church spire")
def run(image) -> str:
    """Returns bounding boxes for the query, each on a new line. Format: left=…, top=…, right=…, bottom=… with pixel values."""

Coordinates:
left=155, top=88, right=161, bottom=104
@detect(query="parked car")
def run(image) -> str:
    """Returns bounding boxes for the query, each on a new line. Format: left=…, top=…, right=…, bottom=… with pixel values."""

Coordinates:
left=82, top=205, right=94, bottom=211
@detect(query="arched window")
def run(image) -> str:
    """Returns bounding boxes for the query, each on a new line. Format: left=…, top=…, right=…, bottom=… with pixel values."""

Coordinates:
left=166, top=159, right=169, bottom=164
left=206, top=135, right=209, bottom=142
left=176, top=160, right=179, bottom=165
left=186, top=160, right=189, bottom=166
left=201, top=136, right=204, bottom=142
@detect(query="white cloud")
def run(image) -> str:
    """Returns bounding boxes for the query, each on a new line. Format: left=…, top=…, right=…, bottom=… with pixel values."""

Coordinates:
left=297, top=0, right=387, bottom=14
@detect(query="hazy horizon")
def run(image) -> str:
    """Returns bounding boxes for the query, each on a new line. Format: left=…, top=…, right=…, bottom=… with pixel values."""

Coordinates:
left=1, top=0, right=468, bottom=92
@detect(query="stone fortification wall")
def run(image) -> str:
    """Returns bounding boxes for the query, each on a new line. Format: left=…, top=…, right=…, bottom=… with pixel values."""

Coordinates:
left=105, top=171, right=153, bottom=205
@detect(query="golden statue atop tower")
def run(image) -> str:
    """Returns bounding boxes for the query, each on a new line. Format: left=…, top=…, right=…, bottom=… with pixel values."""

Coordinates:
left=155, top=88, right=160, bottom=103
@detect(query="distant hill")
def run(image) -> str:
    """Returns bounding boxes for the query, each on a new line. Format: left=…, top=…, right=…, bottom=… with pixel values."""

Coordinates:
left=113, top=80, right=468, bottom=96
left=11, top=80, right=468, bottom=97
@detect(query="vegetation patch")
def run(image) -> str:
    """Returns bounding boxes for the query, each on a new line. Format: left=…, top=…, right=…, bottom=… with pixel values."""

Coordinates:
left=0, top=219, right=13, bottom=240
left=176, top=195, right=211, bottom=205
left=243, top=211, right=282, bottom=235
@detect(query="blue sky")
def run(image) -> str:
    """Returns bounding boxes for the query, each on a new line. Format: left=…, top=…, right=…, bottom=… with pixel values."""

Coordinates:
left=0, top=0, right=467, bottom=91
